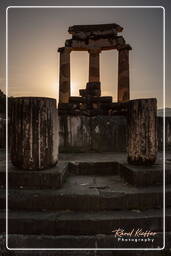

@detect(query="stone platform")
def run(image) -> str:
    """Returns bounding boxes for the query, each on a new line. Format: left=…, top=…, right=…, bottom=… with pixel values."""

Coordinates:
left=0, top=150, right=170, bottom=252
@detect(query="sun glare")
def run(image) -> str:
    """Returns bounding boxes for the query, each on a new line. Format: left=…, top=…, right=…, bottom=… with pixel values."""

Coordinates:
left=71, top=82, right=80, bottom=96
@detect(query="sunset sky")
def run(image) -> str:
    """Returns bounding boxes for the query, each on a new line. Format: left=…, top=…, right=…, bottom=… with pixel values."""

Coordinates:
left=0, top=0, right=170, bottom=109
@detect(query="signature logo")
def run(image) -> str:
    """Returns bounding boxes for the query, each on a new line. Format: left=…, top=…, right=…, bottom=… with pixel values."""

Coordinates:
left=112, top=228, right=158, bottom=243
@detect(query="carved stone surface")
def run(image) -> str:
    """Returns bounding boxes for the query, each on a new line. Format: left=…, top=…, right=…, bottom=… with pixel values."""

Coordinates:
left=127, top=99, right=158, bottom=165
left=11, top=97, right=58, bottom=170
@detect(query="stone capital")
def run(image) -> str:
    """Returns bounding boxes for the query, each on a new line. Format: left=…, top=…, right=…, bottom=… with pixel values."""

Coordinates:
left=58, top=47, right=72, bottom=54
left=88, top=48, right=101, bottom=54
left=117, top=44, right=132, bottom=51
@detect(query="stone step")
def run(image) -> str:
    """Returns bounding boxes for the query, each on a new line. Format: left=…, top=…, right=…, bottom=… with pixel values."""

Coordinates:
left=5, top=232, right=170, bottom=249
left=119, top=163, right=171, bottom=187
left=0, top=178, right=169, bottom=211
left=1, top=250, right=171, bottom=256
left=68, top=162, right=119, bottom=175
left=1, top=208, right=168, bottom=235
left=1, top=230, right=170, bottom=256
left=2, top=154, right=168, bottom=188
left=0, top=162, right=68, bottom=189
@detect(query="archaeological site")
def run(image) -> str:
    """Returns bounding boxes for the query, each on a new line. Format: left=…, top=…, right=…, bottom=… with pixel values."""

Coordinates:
left=0, top=22, right=170, bottom=255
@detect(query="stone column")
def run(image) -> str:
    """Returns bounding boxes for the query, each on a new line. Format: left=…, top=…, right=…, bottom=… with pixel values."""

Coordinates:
left=127, top=98, right=158, bottom=165
left=88, top=48, right=101, bottom=83
left=58, top=47, right=71, bottom=103
left=118, top=45, right=132, bottom=102
left=11, top=97, right=58, bottom=170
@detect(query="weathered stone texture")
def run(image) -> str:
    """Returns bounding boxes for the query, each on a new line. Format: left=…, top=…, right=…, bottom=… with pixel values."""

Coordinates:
left=66, top=23, right=124, bottom=50
left=68, top=23, right=123, bottom=35
left=91, top=116, right=127, bottom=152
left=118, top=46, right=131, bottom=102
left=59, top=115, right=127, bottom=152
left=89, top=49, right=101, bottom=82
left=127, top=98, right=158, bottom=165
left=66, top=37, right=122, bottom=50
left=158, top=116, right=171, bottom=151
left=11, top=97, right=58, bottom=170
left=59, top=115, right=91, bottom=152
left=58, top=47, right=71, bottom=103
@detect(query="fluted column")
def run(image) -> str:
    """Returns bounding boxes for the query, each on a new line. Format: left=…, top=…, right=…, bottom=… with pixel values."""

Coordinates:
left=88, top=48, right=101, bottom=83
left=127, top=98, right=158, bottom=165
left=58, top=47, right=71, bottom=103
left=118, top=45, right=132, bottom=102
left=11, top=97, right=58, bottom=170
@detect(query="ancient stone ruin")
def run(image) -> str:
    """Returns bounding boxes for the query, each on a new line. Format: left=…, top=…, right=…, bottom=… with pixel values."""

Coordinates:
left=58, top=23, right=157, bottom=165
left=0, top=23, right=168, bottom=252
left=58, top=23, right=131, bottom=108
left=7, top=23, right=158, bottom=168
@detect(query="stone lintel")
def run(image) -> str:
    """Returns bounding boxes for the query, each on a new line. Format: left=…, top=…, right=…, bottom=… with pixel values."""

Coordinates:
left=68, top=23, right=123, bottom=33
left=65, top=37, right=125, bottom=50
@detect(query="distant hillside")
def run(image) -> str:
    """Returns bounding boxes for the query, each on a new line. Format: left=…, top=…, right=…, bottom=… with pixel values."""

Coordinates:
left=0, top=90, right=6, bottom=113
left=0, top=90, right=14, bottom=114
left=157, top=108, right=171, bottom=117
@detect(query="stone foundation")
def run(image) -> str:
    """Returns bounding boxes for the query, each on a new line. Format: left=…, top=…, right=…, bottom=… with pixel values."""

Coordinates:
left=59, top=115, right=127, bottom=152
left=59, top=115, right=171, bottom=153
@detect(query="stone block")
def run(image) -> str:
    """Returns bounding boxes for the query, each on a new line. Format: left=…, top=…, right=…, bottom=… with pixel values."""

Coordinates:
left=86, top=82, right=101, bottom=90
left=79, top=89, right=87, bottom=97
left=91, top=116, right=127, bottom=152
left=69, top=97, right=85, bottom=103
left=0, top=162, right=68, bottom=189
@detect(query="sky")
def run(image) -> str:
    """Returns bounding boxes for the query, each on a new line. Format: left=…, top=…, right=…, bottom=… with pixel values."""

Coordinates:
left=0, top=0, right=171, bottom=108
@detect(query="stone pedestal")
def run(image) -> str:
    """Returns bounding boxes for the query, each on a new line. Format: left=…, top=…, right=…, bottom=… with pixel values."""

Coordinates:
left=58, top=47, right=71, bottom=103
left=127, top=98, right=158, bottom=165
left=88, top=48, right=101, bottom=83
left=11, top=97, right=58, bottom=170
left=118, top=45, right=131, bottom=102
